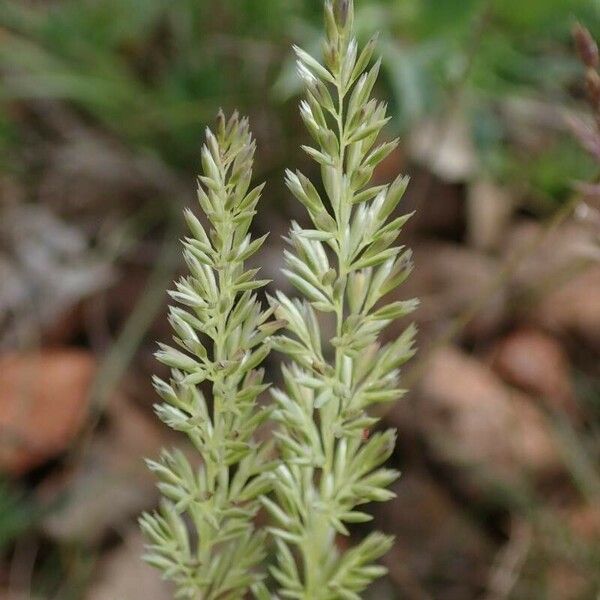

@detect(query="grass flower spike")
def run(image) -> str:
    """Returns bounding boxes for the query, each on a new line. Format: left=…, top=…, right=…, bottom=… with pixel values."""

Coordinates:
left=140, top=112, right=280, bottom=599
left=140, top=2, right=416, bottom=597
left=263, top=0, right=417, bottom=597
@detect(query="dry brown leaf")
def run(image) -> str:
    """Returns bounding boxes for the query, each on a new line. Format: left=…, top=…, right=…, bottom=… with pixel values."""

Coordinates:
left=536, top=267, right=600, bottom=352
left=490, top=328, right=580, bottom=420
left=0, top=349, right=96, bottom=475
left=399, top=242, right=507, bottom=342
left=504, top=220, right=600, bottom=351
left=416, top=346, right=560, bottom=481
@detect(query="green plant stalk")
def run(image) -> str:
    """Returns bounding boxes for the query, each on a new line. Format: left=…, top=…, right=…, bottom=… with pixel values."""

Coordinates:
left=140, top=112, right=281, bottom=600
left=265, top=1, right=418, bottom=598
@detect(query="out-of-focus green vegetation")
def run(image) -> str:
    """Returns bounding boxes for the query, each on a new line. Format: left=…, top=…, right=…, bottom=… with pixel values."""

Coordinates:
left=0, top=0, right=597, bottom=209
left=0, top=479, right=39, bottom=550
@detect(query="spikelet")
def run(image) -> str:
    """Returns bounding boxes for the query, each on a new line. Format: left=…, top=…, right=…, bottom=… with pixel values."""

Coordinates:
left=140, top=111, right=280, bottom=599
left=262, top=0, right=418, bottom=596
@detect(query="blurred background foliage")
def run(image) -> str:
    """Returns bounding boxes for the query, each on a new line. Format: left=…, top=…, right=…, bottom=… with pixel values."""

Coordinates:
left=0, top=0, right=598, bottom=202
left=0, top=0, right=599, bottom=599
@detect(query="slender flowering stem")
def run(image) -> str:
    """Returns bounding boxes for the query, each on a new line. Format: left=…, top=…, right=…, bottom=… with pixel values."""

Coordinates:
left=140, top=112, right=281, bottom=600
left=263, top=1, right=417, bottom=597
